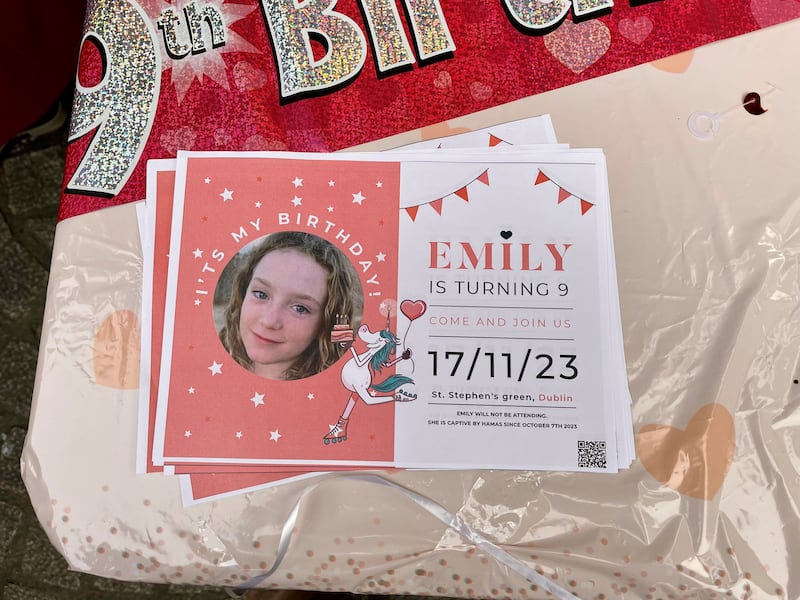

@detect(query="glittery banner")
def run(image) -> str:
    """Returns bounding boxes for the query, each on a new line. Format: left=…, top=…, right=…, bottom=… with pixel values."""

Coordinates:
left=67, top=0, right=159, bottom=197
left=60, top=0, right=798, bottom=219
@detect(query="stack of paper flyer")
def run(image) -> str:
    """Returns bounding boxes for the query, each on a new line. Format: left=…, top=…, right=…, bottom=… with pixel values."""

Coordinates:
left=137, top=115, right=634, bottom=504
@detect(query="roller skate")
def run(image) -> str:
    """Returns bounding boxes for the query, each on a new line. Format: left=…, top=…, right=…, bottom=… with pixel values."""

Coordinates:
left=394, top=388, right=417, bottom=402
left=323, top=417, right=349, bottom=444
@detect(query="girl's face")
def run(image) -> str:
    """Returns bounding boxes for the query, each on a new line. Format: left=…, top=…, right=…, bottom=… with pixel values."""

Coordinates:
left=239, top=248, right=328, bottom=379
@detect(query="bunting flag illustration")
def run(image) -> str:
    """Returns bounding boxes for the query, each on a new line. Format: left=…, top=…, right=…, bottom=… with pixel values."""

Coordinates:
left=403, top=169, right=491, bottom=221
left=534, top=168, right=594, bottom=215
left=535, top=170, right=550, bottom=185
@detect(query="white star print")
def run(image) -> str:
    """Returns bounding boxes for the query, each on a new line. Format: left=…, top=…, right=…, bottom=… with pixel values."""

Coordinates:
left=352, top=192, right=365, bottom=205
left=220, top=188, right=234, bottom=202
left=292, top=196, right=302, bottom=206
left=269, top=429, right=282, bottom=442
left=327, top=205, right=334, bottom=212
left=251, top=392, right=265, bottom=407
left=328, top=180, right=335, bottom=187
left=307, top=393, right=315, bottom=400
left=188, top=387, right=195, bottom=394
left=255, top=201, right=262, bottom=208
left=194, top=299, right=201, bottom=306
left=193, top=248, right=203, bottom=258
left=208, top=361, right=223, bottom=375
left=376, top=181, right=383, bottom=188
left=235, top=431, right=243, bottom=439
left=184, top=430, right=192, bottom=438
left=204, top=177, right=211, bottom=184
left=292, top=177, right=303, bottom=188
left=376, top=252, right=386, bottom=262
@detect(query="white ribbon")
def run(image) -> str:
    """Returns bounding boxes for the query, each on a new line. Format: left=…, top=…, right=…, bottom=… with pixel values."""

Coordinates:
left=229, top=473, right=576, bottom=599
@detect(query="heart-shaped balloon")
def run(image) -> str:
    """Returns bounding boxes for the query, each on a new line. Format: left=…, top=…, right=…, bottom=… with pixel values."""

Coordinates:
left=400, top=299, right=427, bottom=322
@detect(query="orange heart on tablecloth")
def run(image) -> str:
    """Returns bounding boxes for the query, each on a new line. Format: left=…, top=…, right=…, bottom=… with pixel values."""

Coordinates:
left=93, top=310, right=141, bottom=389
left=420, top=121, right=471, bottom=142
left=650, top=49, right=694, bottom=73
left=636, top=403, right=735, bottom=500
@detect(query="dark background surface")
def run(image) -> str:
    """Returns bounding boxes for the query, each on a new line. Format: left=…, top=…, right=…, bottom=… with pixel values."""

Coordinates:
left=0, top=89, right=234, bottom=600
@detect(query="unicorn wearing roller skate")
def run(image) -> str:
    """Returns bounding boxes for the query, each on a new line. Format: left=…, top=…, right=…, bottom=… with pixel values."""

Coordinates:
left=323, top=321, right=416, bottom=445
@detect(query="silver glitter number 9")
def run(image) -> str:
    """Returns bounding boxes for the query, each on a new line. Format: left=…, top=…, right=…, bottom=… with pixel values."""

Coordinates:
left=67, top=0, right=160, bottom=197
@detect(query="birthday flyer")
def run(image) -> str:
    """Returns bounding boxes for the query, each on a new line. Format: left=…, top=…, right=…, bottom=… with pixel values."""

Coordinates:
left=138, top=115, right=569, bottom=482
left=393, top=152, right=623, bottom=471
left=153, top=148, right=629, bottom=473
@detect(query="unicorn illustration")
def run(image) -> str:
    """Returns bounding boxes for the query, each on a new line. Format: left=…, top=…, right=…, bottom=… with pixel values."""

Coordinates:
left=323, top=322, right=416, bottom=445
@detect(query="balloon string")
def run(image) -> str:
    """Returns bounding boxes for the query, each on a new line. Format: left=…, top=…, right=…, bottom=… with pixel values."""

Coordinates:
left=233, top=473, right=577, bottom=599
left=403, top=319, right=412, bottom=344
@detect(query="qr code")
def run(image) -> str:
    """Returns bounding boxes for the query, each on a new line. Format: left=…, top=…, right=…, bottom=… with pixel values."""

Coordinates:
left=577, top=440, right=607, bottom=468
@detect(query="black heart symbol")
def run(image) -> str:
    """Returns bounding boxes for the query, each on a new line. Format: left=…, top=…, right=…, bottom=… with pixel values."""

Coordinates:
left=500, top=230, right=512, bottom=239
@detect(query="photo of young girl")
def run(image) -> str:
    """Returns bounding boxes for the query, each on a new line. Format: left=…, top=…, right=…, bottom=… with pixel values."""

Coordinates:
left=215, top=231, right=363, bottom=380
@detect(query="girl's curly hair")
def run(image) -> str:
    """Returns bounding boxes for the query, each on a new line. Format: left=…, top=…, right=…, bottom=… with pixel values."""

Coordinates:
left=219, top=231, right=362, bottom=380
